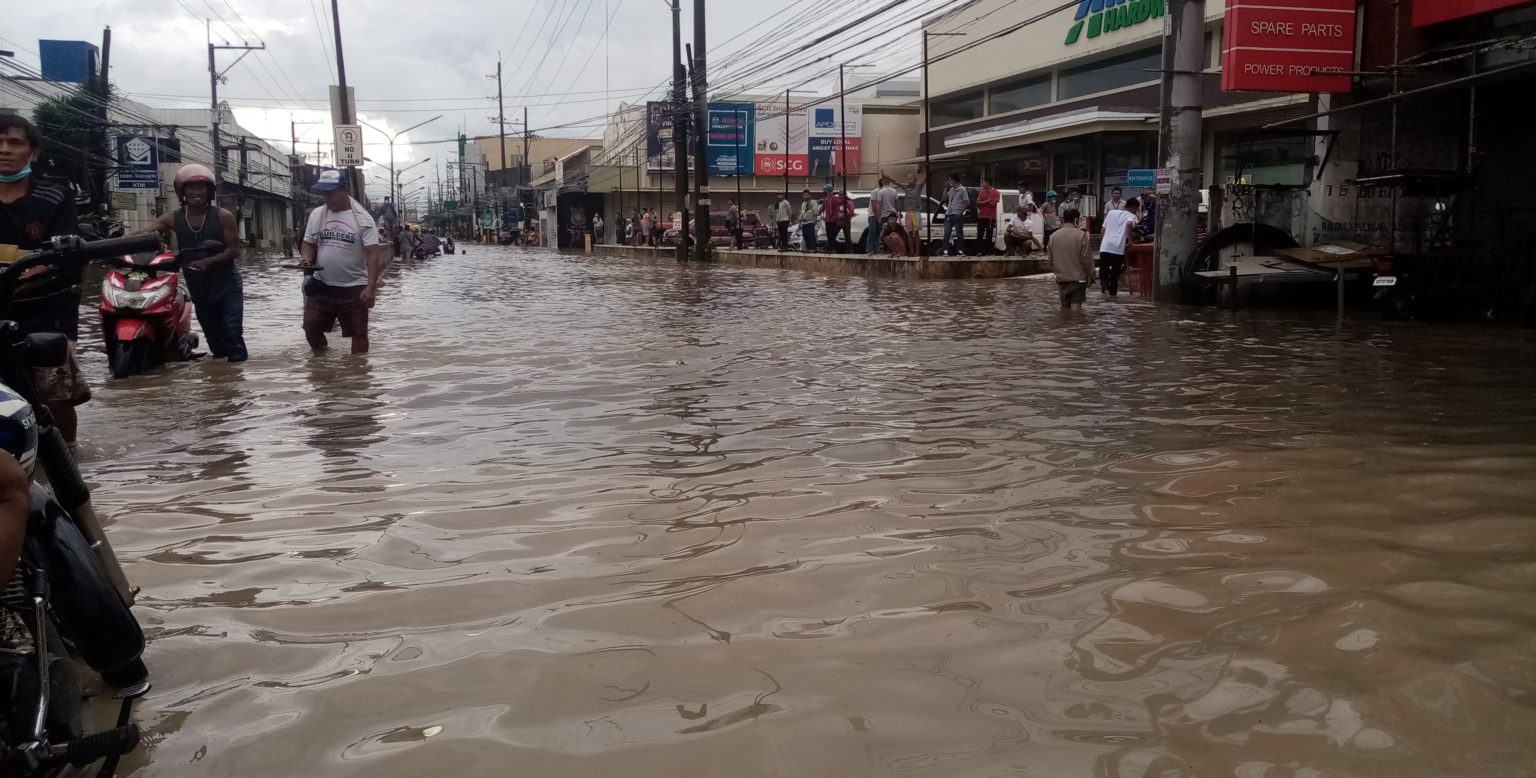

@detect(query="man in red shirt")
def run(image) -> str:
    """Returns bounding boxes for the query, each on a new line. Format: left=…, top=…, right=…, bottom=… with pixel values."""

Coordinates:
left=975, top=178, right=1001, bottom=255
left=821, top=184, right=852, bottom=254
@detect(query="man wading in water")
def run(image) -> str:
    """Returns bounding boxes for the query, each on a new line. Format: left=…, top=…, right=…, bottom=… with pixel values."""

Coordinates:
left=141, top=163, right=246, bottom=362
left=300, top=169, right=384, bottom=354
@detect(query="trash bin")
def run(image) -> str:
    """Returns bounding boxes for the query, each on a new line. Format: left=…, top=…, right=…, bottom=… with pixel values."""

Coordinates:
left=1127, top=242, right=1155, bottom=297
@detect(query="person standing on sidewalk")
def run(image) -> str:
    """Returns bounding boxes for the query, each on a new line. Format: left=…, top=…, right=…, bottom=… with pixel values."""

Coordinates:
left=942, top=173, right=969, bottom=256
left=975, top=178, right=1000, bottom=255
left=1040, top=191, right=1062, bottom=245
left=799, top=189, right=819, bottom=253
left=822, top=185, right=849, bottom=253
left=726, top=199, right=741, bottom=249
left=300, top=169, right=385, bottom=354
left=868, top=175, right=897, bottom=254
left=774, top=192, right=792, bottom=252
left=1048, top=207, right=1093, bottom=309
left=1097, top=196, right=1139, bottom=298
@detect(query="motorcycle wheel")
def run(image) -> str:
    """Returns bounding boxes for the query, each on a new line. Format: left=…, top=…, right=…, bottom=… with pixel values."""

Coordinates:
left=108, top=341, right=148, bottom=380
left=32, top=508, right=147, bottom=687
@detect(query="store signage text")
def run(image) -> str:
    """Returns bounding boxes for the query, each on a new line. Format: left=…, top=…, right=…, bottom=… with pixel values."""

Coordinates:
left=1065, top=0, right=1165, bottom=45
left=1221, top=0, right=1356, bottom=92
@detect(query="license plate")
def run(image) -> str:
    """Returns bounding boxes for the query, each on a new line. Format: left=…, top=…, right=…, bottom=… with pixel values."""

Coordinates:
left=128, top=272, right=148, bottom=282
left=1373, top=275, right=1397, bottom=287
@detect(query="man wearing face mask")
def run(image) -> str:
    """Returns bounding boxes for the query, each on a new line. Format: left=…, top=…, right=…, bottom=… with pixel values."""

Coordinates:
left=0, top=115, right=90, bottom=443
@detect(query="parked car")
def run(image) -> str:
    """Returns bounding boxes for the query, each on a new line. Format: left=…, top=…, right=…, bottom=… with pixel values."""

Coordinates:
left=849, top=191, right=945, bottom=253
left=663, top=210, right=773, bottom=248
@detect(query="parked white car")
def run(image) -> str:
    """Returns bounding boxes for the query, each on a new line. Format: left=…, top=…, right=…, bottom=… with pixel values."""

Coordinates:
left=848, top=191, right=945, bottom=251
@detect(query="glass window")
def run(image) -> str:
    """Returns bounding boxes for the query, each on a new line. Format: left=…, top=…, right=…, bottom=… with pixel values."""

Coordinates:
left=931, top=92, right=984, bottom=126
left=1218, top=134, right=1310, bottom=186
left=1057, top=46, right=1162, bottom=100
left=988, top=76, right=1051, bottom=115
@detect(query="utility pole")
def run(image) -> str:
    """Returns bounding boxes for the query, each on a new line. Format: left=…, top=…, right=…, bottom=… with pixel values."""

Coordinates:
left=329, top=0, right=360, bottom=201
left=690, top=0, right=709, bottom=261
left=922, top=30, right=965, bottom=253
left=208, top=33, right=265, bottom=206
left=522, top=105, right=530, bottom=232
left=1157, top=0, right=1206, bottom=300
left=91, top=27, right=110, bottom=212
left=670, top=0, right=689, bottom=263
left=490, top=57, right=507, bottom=239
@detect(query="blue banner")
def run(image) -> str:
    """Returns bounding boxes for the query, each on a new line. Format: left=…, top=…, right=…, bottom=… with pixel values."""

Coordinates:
left=706, top=102, right=755, bottom=177
left=115, top=135, right=159, bottom=191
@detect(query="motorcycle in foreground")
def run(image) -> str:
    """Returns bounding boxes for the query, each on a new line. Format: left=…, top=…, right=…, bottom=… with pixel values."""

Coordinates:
left=99, top=242, right=218, bottom=379
left=1, top=234, right=157, bottom=777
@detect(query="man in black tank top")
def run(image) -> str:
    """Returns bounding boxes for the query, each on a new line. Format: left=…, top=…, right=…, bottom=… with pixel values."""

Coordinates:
left=140, top=164, right=245, bottom=361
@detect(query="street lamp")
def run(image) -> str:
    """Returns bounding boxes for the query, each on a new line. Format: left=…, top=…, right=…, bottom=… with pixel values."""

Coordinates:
left=395, top=157, right=432, bottom=210
left=922, top=30, right=967, bottom=252
left=358, top=115, right=442, bottom=211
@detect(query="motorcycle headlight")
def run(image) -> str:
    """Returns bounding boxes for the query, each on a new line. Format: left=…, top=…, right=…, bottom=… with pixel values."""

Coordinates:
left=103, top=282, right=173, bottom=310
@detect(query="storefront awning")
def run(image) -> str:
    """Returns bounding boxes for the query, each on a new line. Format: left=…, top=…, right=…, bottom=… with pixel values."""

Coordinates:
left=943, top=110, right=1156, bottom=154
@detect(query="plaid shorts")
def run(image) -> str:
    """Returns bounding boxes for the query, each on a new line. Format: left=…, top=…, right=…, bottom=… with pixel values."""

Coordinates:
left=302, top=284, right=369, bottom=338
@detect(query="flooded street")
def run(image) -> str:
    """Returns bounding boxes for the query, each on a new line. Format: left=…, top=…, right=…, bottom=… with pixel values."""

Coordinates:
left=77, top=247, right=1536, bottom=777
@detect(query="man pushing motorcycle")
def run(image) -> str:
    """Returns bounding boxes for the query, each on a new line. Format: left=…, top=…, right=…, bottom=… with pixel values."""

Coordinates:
left=139, top=163, right=246, bottom=362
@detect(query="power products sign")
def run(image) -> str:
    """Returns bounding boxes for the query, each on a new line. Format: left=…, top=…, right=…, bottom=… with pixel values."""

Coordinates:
left=115, top=135, right=159, bottom=190
left=1222, top=0, right=1356, bottom=92
left=706, top=103, right=754, bottom=176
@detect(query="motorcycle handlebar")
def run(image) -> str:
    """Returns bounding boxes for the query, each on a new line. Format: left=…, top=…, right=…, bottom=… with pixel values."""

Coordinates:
left=0, top=234, right=164, bottom=318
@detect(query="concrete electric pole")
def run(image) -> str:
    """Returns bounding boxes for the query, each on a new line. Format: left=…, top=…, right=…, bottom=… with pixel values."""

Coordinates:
left=1156, top=0, right=1207, bottom=300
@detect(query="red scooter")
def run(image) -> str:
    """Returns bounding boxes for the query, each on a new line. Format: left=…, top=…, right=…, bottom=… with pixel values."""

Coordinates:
left=99, top=242, right=214, bottom=378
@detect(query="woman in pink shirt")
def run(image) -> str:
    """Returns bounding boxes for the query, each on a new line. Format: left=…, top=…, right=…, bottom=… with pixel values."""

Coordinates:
left=975, top=178, right=1001, bottom=255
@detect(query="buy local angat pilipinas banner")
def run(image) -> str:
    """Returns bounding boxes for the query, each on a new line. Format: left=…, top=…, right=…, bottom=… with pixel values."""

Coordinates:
left=807, top=103, right=862, bottom=177
left=753, top=102, right=865, bottom=178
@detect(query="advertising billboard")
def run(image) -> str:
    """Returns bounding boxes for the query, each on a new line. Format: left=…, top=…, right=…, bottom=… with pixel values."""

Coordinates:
left=807, top=104, right=863, bottom=177
left=646, top=101, right=673, bottom=159
left=706, top=102, right=755, bottom=176
left=1221, top=0, right=1356, bottom=93
left=114, top=135, right=159, bottom=191
left=754, top=101, right=808, bottom=177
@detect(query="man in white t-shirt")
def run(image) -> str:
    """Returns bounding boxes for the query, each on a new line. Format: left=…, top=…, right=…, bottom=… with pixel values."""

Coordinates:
left=300, top=169, right=385, bottom=353
left=1097, top=196, right=1139, bottom=297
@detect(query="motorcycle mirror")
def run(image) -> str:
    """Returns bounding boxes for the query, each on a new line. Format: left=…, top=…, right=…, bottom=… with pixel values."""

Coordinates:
left=22, top=332, right=70, bottom=368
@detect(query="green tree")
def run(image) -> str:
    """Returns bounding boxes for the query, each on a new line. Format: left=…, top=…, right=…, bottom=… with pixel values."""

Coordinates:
left=31, top=84, right=112, bottom=203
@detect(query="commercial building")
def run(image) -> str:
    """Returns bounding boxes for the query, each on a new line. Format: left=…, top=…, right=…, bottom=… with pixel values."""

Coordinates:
left=920, top=0, right=1309, bottom=220
left=1, top=63, right=293, bottom=247
left=924, top=0, right=1536, bottom=318
left=586, top=80, right=922, bottom=244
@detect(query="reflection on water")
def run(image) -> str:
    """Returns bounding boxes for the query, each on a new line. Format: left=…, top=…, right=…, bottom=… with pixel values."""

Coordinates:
left=71, top=249, right=1536, bottom=776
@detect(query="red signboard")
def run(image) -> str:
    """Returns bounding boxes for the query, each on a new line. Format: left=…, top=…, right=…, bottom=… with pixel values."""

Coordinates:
left=1222, top=0, right=1356, bottom=93
left=755, top=154, right=810, bottom=176
left=1413, top=0, right=1530, bottom=25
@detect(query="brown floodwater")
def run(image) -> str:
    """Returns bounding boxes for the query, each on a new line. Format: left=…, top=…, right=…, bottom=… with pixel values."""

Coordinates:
left=68, top=247, right=1536, bottom=777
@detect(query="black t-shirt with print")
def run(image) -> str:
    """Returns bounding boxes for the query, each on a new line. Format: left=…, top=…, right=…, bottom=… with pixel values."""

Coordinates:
left=0, top=178, right=82, bottom=339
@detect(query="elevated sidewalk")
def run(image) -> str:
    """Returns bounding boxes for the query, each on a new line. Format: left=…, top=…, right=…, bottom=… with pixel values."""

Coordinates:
left=586, top=244, right=1049, bottom=280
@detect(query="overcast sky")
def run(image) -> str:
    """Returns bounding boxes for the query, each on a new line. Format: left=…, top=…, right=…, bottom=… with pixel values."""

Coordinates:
left=4, top=0, right=937, bottom=198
